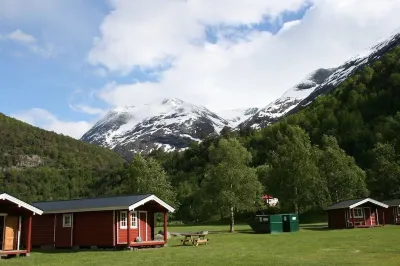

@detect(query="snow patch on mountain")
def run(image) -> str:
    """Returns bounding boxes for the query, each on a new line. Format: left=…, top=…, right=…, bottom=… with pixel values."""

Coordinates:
left=239, top=30, right=400, bottom=130
left=239, top=68, right=336, bottom=129
left=217, top=107, right=260, bottom=128
left=81, top=98, right=230, bottom=159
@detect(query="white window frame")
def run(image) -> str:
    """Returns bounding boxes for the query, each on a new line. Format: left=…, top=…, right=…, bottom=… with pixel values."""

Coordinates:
left=130, top=211, right=138, bottom=229
left=353, top=208, right=364, bottom=218
left=397, top=206, right=400, bottom=215
left=62, top=214, right=72, bottom=228
left=120, top=211, right=128, bottom=229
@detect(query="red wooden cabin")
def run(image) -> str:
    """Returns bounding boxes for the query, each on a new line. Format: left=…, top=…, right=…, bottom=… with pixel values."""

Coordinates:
left=0, top=193, right=43, bottom=258
left=326, top=198, right=388, bottom=229
left=30, top=194, right=175, bottom=250
left=380, top=199, right=400, bottom=225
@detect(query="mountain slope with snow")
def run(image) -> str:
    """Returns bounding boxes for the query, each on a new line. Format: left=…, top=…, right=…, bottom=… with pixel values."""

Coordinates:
left=82, top=30, right=400, bottom=158
left=217, top=107, right=260, bottom=128
left=239, top=30, right=400, bottom=130
left=81, top=98, right=230, bottom=160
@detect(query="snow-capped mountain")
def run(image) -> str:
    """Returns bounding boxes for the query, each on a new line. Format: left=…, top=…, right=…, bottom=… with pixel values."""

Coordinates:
left=217, top=107, right=260, bottom=128
left=82, top=30, right=400, bottom=159
left=81, top=98, right=230, bottom=160
left=238, top=30, right=400, bottom=130
left=238, top=68, right=336, bottom=129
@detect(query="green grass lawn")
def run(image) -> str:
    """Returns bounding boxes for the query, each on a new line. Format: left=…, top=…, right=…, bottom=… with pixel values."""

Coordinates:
left=3, top=223, right=400, bottom=265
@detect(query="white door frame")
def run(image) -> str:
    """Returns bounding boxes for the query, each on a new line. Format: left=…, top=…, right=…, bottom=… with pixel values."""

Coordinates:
left=138, top=211, right=148, bottom=241
left=363, top=207, right=372, bottom=226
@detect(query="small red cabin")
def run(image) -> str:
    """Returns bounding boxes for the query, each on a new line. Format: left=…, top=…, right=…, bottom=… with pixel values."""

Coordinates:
left=0, top=193, right=43, bottom=258
left=380, top=199, right=400, bottom=225
left=30, top=194, right=175, bottom=250
left=326, top=198, right=388, bottom=229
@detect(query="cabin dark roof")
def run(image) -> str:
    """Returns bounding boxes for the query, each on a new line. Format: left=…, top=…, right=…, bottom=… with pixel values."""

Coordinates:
left=382, top=199, right=400, bottom=207
left=32, top=194, right=152, bottom=212
left=326, top=198, right=366, bottom=210
left=326, top=198, right=388, bottom=210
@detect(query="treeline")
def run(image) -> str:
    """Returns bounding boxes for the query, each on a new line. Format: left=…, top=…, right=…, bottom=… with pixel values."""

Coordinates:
left=1, top=45, right=400, bottom=229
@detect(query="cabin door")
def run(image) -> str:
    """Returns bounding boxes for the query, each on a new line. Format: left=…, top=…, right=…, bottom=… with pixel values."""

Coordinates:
left=364, top=208, right=376, bottom=226
left=3, top=216, right=18, bottom=251
left=139, top=212, right=147, bottom=241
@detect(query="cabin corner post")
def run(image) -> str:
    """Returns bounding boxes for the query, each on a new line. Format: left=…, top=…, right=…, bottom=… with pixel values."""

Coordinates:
left=351, top=208, right=355, bottom=228
left=127, top=210, right=131, bottom=247
left=26, top=214, right=33, bottom=254
left=163, top=212, right=168, bottom=243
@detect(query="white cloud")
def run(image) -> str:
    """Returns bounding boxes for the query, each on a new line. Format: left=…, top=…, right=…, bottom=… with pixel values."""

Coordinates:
left=10, top=108, right=93, bottom=139
left=1, top=29, right=56, bottom=58
left=69, top=104, right=107, bottom=116
left=88, top=0, right=400, bottom=112
left=6, top=29, right=36, bottom=43
left=88, top=0, right=309, bottom=73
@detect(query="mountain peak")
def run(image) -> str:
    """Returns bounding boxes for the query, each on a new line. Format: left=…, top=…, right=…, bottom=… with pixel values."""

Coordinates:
left=238, top=30, right=400, bottom=130
left=80, top=99, right=230, bottom=159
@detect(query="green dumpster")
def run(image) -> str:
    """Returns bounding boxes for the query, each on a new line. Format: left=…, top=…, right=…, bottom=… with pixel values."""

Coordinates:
left=247, top=214, right=283, bottom=234
left=282, top=213, right=299, bottom=232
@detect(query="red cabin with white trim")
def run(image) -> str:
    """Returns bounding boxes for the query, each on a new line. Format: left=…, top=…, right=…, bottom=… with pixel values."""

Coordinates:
left=326, top=198, right=388, bottom=229
left=0, top=193, right=43, bottom=258
left=30, top=194, right=175, bottom=249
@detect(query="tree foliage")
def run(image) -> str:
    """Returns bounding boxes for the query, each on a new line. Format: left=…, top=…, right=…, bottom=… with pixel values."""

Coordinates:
left=122, top=154, right=177, bottom=207
left=201, top=138, right=263, bottom=231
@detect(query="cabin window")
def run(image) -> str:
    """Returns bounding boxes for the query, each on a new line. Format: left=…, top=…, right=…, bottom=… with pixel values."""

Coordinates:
left=130, top=211, right=138, bottom=228
left=397, top=206, right=400, bottom=215
left=63, top=214, right=72, bottom=227
left=120, top=211, right=128, bottom=229
left=353, top=208, right=364, bottom=218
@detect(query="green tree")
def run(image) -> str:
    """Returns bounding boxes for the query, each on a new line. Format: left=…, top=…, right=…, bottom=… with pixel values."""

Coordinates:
left=201, top=138, right=263, bottom=232
left=123, top=154, right=177, bottom=207
left=367, top=143, right=400, bottom=199
left=266, top=125, right=323, bottom=213
left=316, top=135, right=368, bottom=204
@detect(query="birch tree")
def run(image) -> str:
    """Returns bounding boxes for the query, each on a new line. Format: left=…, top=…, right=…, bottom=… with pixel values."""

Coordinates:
left=316, top=135, right=367, bottom=204
left=201, top=138, right=263, bottom=232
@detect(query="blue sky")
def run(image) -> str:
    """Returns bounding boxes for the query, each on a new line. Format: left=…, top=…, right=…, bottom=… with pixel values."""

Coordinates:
left=1, top=0, right=400, bottom=138
left=0, top=1, right=310, bottom=129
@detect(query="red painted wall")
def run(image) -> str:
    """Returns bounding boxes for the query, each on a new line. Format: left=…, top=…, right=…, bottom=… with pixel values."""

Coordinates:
left=328, top=209, right=347, bottom=229
left=55, top=213, right=72, bottom=248
left=73, top=211, right=114, bottom=247
left=31, top=208, right=158, bottom=248
left=31, top=214, right=55, bottom=247
left=116, top=210, right=139, bottom=244
left=116, top=210, right=154, bottom=244
left=379, top=206, right=400, bottom=224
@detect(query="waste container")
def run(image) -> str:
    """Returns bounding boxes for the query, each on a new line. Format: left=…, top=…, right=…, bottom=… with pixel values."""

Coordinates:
left=247, top=214, right=283, bottom=234
left=282, top=213, right=299, bottom=232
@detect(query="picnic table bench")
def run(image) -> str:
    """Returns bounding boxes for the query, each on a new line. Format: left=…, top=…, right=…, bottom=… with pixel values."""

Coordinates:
left=180, top=233, right=209, bottom=246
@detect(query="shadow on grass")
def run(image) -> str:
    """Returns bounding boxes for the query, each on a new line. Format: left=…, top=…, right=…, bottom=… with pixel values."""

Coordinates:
left=32, top=248, right=113, bottom=254
left=300, top=224, right=330, bottom=231
left=31, top=246, right=164, bottom=254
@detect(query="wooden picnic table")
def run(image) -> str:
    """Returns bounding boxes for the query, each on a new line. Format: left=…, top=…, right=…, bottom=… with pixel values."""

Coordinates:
left=181, top=233, right=209, bottom=246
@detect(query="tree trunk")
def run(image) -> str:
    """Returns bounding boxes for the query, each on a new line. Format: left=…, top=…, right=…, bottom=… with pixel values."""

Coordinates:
left=229, top=206, right=234, bottom=233
left=294, top=186, right=299, bottom=213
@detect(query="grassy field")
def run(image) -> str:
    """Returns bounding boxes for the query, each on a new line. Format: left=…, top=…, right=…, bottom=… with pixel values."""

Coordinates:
left=2, top=223, right=400, bottom=265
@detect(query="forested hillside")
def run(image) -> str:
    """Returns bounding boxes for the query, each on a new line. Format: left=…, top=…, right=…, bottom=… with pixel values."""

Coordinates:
left=145, top=44, right=400, bottom=223
left=0, top=113, right=125, bottom=201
